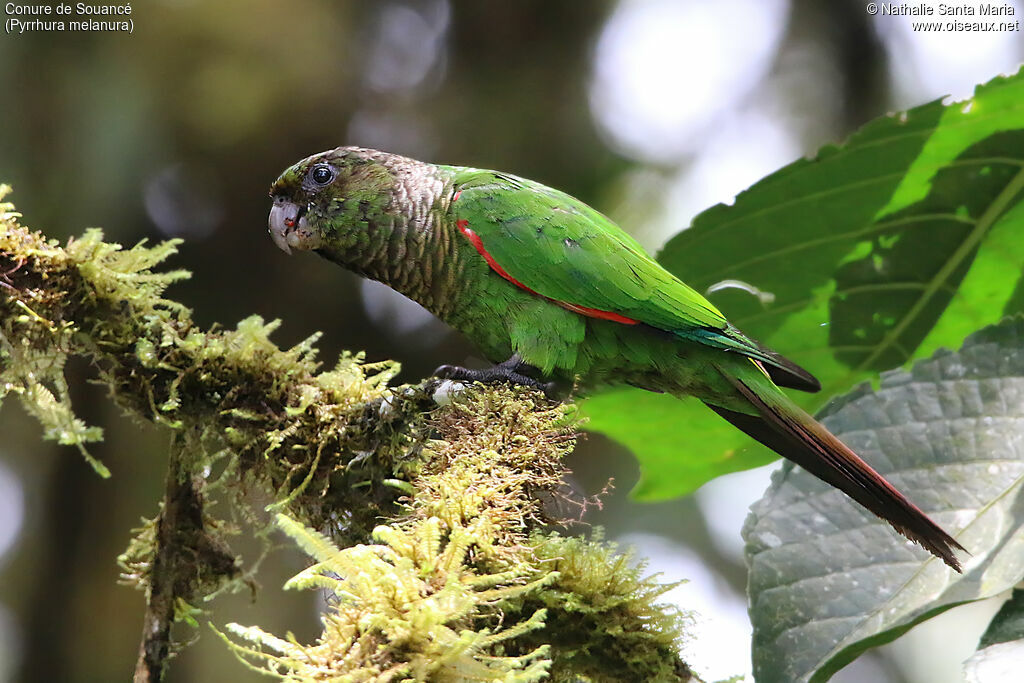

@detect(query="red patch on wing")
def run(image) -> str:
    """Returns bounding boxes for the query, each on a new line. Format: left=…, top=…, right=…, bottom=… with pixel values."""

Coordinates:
left=556, top=302, right=639, bottom=325
left=456, top=219, right=639, bottom=326
left=457, top=220, right=539, bottom=294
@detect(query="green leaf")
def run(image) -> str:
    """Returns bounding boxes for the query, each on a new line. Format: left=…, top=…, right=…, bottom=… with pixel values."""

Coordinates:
left=979, top=589, right=1024, bottom=650
left=744, top=317, right=1024, bottom=683
left=581, top=390, right=770, bottom=499
left=583, top=67, right=1024, bottom=500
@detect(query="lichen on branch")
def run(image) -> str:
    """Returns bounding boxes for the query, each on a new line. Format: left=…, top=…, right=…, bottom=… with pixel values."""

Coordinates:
left=0, top=187, right=693, bottom=682
left=0, top=183, right=409, bottom=530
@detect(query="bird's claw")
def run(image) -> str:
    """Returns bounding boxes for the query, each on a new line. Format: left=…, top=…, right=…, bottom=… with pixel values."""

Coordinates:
left=432, top=364, right=464, bottom=380
left=432, top=358, right=558, bottom=397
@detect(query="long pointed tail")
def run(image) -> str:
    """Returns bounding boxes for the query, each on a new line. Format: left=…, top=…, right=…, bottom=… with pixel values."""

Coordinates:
left=707, top=364, right=965, bottom=572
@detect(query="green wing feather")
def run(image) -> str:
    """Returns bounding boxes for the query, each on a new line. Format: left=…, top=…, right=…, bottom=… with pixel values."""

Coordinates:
left=449, top=170, right=727, bottom=329
left=446, top=169, right=819, bottom=390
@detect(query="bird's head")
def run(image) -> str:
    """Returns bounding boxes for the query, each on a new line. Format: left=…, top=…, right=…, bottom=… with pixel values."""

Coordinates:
left=268, top=147, right=396, bottom=254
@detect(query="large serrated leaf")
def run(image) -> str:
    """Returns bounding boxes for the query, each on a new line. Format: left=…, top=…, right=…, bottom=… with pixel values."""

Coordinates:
left=584, top=67, right=1024, bottom=501
left=743, top=317, right=1024, bottom=683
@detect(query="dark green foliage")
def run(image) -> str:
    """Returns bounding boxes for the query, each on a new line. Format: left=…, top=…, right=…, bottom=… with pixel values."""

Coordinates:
left=978, top=589, right=1024, bottom=650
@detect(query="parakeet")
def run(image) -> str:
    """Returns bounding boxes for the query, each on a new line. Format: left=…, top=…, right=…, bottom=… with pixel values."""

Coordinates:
left=268, top=147, right=965, bottom=571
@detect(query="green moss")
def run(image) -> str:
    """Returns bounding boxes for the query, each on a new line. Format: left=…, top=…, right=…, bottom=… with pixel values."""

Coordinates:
left=220, top=387, right=691, bottom=681
left=0, top=187, right=412, bottom=529
left=0, top=188, right=423, bottom=616
left=218, top=513, right=554, bottom=682
left=411, top=385, right=576, bottom=559
left=513, top=533, right=692, bottom=682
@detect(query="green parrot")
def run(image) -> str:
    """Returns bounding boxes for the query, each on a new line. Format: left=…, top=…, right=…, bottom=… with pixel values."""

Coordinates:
left=268, top=146, right=965, bottom=571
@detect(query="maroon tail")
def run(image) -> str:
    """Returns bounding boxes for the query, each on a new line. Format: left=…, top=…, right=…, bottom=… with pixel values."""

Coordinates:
left=706, top=376, right=965, bottom=572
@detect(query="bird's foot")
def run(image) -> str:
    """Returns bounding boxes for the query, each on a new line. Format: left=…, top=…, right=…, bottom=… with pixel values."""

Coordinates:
left=433, top=354, right=557, bottom=397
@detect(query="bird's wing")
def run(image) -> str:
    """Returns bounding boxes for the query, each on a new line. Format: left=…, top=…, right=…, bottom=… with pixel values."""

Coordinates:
left=447, top=169, right=819, bottom=391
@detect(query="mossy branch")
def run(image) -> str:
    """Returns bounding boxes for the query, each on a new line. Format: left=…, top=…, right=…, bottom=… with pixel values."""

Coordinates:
left=0, top=187, right=694, bottom=682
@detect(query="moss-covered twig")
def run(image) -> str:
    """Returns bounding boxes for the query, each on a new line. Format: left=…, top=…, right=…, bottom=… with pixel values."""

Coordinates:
left=134, top=431, right=241, bottom=682
left=219, top=387, right=692, bottom=681
left=0, top=186, right=428, bottom=533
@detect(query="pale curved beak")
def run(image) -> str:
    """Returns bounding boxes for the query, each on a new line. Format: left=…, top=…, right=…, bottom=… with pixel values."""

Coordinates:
left=268, top=199, right=305, bottom=254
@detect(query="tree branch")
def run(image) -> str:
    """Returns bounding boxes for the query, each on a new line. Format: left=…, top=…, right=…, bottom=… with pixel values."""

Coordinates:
left=0, top=189, right=694, bottom=681
left=134, top=432, right=240, bottom=682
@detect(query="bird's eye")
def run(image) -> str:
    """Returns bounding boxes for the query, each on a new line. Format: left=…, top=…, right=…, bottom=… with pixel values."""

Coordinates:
left=310, top=165, right=335, bottom=186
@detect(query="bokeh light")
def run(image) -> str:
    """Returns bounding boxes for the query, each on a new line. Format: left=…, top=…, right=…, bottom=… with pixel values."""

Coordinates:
left=873, top=2, right=1024, bottom=105
left=590, top=0, right=789, bottom=163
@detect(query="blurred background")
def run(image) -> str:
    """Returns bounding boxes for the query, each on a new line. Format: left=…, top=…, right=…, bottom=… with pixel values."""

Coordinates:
left=1, top=1, right=1022, bottom=680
